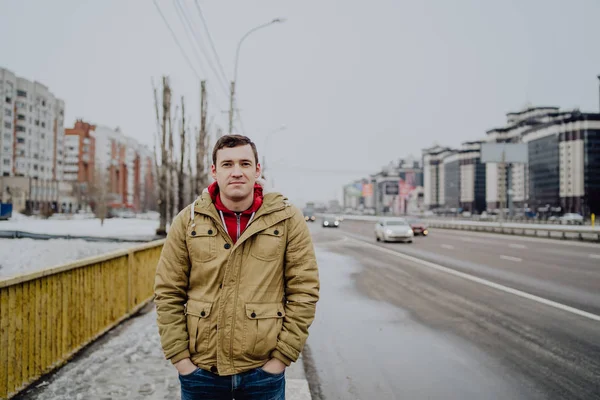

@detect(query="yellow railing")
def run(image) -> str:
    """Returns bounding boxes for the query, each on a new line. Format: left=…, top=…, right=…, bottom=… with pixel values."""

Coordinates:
left=0, top=239, right=165, bottom=399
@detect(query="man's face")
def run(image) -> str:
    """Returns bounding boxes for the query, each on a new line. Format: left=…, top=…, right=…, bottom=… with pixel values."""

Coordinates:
left=211, top=144, right=261, bottom=202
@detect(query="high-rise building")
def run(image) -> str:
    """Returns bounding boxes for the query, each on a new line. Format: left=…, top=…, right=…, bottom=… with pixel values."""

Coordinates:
left=92, top=125, right=156, bottom=212
left=522, top=111, right=600, bottom=215
left=61, top=120, right=96, bottom=212
left=459, top=141, right=486, bottom=214
left=0, top=67, right=65, bottom=212
left=423, top=145, right=454, bottom=209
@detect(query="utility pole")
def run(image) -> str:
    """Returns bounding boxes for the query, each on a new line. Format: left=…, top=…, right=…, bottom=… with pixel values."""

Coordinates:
left=228, top=81, right=235, bottom=134
left=499, top=148, right=506, bottom=221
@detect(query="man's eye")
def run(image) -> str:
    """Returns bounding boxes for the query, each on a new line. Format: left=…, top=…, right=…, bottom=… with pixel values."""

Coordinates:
left=222, top=163, right=231, bottom=167
left=242, top=163, right=251, bottom=167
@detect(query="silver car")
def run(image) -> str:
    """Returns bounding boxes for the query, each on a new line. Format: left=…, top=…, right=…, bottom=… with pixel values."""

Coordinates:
left=375, top=219, right=414, bottom=243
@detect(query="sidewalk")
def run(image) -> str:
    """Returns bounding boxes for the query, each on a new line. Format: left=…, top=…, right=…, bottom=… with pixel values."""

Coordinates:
left=22, top=304, right=311, bottom=399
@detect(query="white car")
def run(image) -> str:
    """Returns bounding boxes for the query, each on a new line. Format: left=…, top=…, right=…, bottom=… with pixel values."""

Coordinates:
left=375, top=219, right=414, bottom=243
left=559, top=213, right=584, bottom=225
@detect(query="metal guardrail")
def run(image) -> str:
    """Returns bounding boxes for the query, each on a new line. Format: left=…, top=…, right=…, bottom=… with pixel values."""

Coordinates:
left=0, top=230, right=161, bottom=243
left=0, top=239, right=165, bottom=399
left=325, top=214, right=600, bottom=242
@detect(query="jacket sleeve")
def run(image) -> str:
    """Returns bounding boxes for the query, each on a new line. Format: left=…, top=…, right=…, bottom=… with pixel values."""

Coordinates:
left=271, top=206, right=320, bottom=366
left=154, top=208, right=192, bottom=364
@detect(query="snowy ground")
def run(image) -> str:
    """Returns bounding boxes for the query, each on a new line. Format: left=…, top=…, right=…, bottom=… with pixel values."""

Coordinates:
left=0, top=238, right=137, bottom=278
left=0, top=213, right=163, bottom=279
left=0, top=212, right=162, bottom=239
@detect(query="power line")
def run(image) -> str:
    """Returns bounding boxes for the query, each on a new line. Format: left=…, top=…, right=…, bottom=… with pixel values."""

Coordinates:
left=174, top=0, right=230, bottom=96
left=193, top=0, right=229, bottom=85
left=171, top=1, right=229, bottom=112
left=152, top=0, right=201, bottom=80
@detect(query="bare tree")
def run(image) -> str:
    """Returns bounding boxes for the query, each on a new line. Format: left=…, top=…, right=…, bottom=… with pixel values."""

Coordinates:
left=168, top=104, right=177, bottom=223
left=189, top=125, right=196, bottom=200
left=90, top=166, right=109, bottom=226
left=178, top=96, right=187, bottom=212
left=154, top=76, right=171, bottom=236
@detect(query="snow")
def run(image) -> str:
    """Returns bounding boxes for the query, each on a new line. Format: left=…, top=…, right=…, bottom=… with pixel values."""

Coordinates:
left=0, top=238, right=137, bottom=278
left=0, top=213, right=161, bottom=238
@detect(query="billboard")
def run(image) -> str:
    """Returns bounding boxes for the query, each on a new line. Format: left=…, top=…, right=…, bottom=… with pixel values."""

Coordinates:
left=385, top=182, right=399, bottom=195
left=481, top=143, right=528, bottom=163
left=362, top=183, right=373, bottom=197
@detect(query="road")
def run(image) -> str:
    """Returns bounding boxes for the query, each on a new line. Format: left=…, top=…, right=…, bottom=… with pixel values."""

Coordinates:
left=305, top=220, right=600, bottom=399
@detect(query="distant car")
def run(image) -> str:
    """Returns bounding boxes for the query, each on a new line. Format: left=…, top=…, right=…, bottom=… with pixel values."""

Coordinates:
left=406, top=217, right=429, bottom=236
left=322, top=216, right=340, bottom=228
left=559, top=213, right=584, bottom=225
left=304, top=214, right=316, bottom=222
left=375, top=219, right=414, bottom=243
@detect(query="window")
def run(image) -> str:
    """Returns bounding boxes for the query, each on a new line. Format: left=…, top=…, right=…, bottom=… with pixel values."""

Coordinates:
left=42, top=100, right=46, bottom=107
left=41, top=133, right=45, bottom=139
left=16, top=125, right=25, bottom=132
left=5, top=97, right=11, bottom=104
left=3, top=159, right=9, bottom=166
left=3, top=133, right=10, bottom=140
left=4, top=122, right=10, bottom=129
left=17, top=138, right=24, bottom=144
left=35, top=120, right=39, bottom=126
left=33, top=164, right=38, bottom=171
left=17, top=114, right=25, bottom=121
left=17, top=90, right=27, bottom=98
left=41, top=122, right=45, bottom=128
left=4, top=109, right=11, bottom=116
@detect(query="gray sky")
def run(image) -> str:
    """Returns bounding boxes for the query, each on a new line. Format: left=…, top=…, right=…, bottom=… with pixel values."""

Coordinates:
left=1, top=0, right=599, bottom=206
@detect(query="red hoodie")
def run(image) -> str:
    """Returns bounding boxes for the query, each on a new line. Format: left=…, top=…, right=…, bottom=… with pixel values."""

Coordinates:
left=207, top=181, right=263, bottom=244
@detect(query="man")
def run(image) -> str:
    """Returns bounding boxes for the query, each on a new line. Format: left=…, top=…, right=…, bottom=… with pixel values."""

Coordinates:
left=155, top=134, right=320, bottom=399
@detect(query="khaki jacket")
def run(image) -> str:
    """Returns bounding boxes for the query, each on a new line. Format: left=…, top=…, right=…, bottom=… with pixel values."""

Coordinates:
left=154, top=190, right=320, bottom=376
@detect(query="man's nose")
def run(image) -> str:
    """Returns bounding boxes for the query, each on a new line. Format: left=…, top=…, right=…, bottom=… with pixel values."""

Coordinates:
left=231, top=164, right=243, bottom=176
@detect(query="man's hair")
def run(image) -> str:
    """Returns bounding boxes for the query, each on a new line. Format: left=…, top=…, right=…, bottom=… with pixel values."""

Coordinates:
left=212, top=134, right=259, bottom=166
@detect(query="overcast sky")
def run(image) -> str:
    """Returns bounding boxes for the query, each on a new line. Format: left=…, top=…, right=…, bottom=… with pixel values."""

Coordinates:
left=1, top=0, right=599, bottom=206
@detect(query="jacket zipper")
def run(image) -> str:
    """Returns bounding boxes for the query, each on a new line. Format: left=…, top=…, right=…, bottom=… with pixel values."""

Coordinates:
left=236, top=213, right=241, bottom=242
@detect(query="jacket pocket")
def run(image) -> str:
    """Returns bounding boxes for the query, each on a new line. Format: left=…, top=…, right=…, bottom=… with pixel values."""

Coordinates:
left=251, top=226, right=284, bottom=261
left=185, top=300, right=213, bottom=355
left=243, top=302, right=285, bottom=358
left=188, top=225, right=218, bottom=262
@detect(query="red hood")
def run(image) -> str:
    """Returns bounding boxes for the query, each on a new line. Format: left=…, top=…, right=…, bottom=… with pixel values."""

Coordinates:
left=207, top=181, right=263, bottom=215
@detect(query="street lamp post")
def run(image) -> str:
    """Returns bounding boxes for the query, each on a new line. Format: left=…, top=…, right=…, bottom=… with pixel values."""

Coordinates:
left=228, top=18, right=286, bottom=134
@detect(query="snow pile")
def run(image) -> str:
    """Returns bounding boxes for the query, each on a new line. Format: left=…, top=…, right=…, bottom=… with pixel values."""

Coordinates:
left=0, top=216, right=161, bottom=238
left=0, top=238, right=137, bottom=278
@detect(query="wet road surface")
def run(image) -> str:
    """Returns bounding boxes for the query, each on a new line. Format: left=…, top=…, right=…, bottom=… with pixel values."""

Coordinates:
left=306, top=221, right=600, bottom=399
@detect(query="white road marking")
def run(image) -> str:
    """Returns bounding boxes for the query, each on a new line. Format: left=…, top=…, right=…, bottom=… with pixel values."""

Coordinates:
left=346, top=236, right=600, bottom=322
left=441, top=244, right=455, bottom=250
left=509, top=244, right=527, bottom=249
left=590, top=254, right=600, bottom=260
left=500, top=255, right=523, bottom=262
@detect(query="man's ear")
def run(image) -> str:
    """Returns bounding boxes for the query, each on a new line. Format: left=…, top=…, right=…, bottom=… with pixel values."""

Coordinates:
left=256, top=163, right=261, bottom=178
left=211, top=164, right=217, bottom=180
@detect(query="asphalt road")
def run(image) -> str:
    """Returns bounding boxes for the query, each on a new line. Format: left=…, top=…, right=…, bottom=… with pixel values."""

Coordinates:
left=305, top=220, right=600, bottom=399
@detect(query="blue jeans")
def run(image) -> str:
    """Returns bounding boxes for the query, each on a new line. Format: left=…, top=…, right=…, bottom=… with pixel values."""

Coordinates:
left=179, top=367, right=286, bottom=400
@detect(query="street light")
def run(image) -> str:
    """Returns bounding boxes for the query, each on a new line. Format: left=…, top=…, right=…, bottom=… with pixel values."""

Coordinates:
left=228, top=18, right=286, bottom=134
left=261, top=124, right=287, bottom=181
